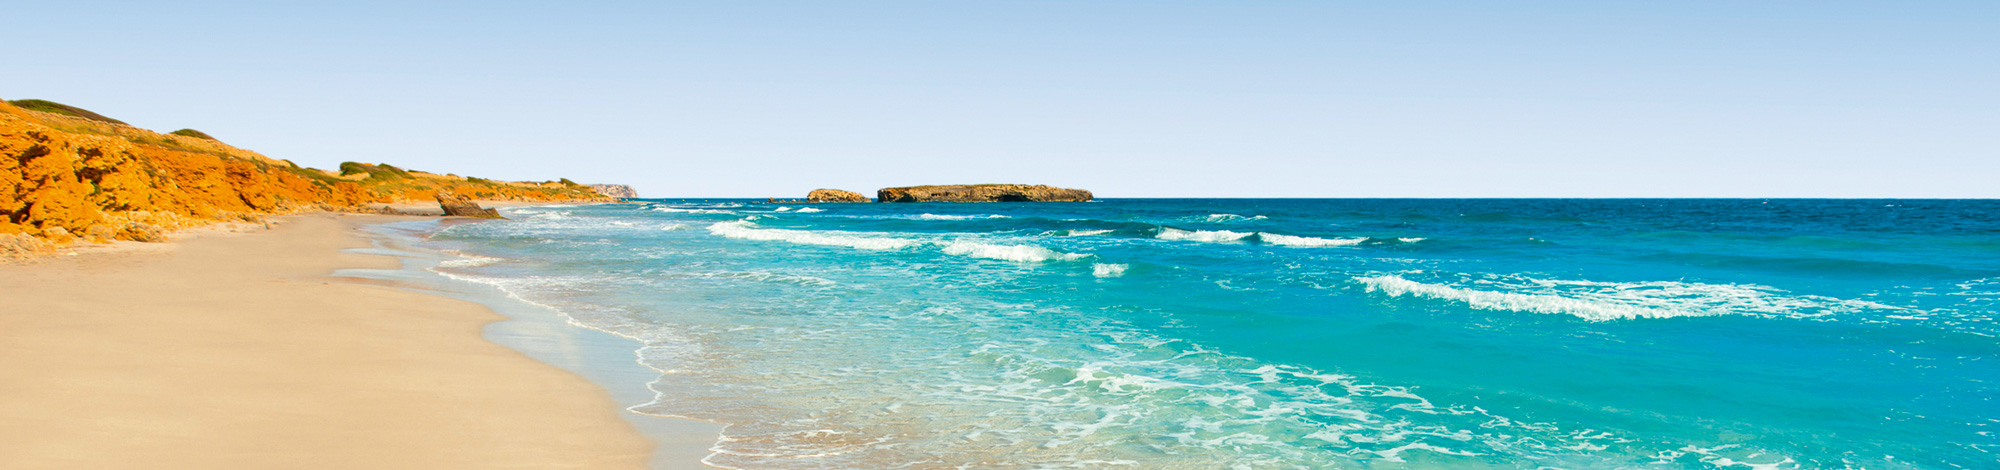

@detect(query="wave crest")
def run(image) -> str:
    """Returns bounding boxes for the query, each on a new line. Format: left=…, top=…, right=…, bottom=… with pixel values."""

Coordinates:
left=942, top=242, right=1088, bottom=263
left=707, top=220, right=920, bottom=251
left=1157, top=228, right=1254, bottom=243
left=1260, top=232, right=1367, bottom=247
left=1093, top=263, right=1129, bottom=277
left=1357, top=274, right=1901, bottom=321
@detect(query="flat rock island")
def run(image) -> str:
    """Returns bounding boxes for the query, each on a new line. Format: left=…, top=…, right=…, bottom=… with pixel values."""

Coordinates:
left=807, top=189, right=870, bottom=203
left=877, top=184, right=1092, bottom=203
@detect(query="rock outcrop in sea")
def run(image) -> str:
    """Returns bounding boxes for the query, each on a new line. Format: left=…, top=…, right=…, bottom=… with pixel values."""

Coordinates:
left=807, top=189, right=869, bottom=203
left=877, top=184, right=1093, bottom=203
left=436, top=193, right=503, bottom=218
left=587, top=184, right=638, bottom=199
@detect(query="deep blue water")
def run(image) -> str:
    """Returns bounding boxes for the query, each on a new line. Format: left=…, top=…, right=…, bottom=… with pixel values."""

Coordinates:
left=420, top=199, right=1998, bottom=470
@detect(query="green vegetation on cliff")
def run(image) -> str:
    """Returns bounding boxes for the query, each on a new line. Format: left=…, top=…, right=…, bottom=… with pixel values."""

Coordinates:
left=5, top=99, right=127, bottom=125
left=169, top=128, right=216, bottom=140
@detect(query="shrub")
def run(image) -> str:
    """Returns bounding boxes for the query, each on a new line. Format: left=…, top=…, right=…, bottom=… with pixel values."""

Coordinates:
left=170, top=129, right=216, bottom=140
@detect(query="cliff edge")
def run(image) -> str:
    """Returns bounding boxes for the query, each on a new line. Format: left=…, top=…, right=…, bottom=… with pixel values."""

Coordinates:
left=877, top=184, right=1092, bottom=203
left=1, top=98, right=609, bottom=253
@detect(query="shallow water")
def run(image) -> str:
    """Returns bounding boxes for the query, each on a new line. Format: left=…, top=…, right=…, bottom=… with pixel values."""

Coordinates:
left=419, top=199, right=1998, bottom=469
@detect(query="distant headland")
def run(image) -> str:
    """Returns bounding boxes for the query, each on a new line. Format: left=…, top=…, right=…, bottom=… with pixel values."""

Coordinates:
left=795, top=184, right=1093, bottom=203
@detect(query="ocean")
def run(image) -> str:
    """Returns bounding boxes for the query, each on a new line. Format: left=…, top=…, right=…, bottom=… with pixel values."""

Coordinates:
left=379, top=199, right=1996, bottom=469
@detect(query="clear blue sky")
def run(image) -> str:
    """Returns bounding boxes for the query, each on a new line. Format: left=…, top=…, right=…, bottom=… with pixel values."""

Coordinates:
left=7, top=1, right=1995, bottom=197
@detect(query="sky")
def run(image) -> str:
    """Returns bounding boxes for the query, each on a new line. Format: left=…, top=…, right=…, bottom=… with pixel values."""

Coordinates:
left=5, top=1, right=1996, bottom=198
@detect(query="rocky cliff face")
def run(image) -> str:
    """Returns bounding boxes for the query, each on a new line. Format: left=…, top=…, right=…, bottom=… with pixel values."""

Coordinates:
left=587, top=184, right=637, bottom=199
left=876, top=184, right=1093, bottom=203
left=0, top=98, right=608, bottom=247
left=807, top=189, right=869, bottom=203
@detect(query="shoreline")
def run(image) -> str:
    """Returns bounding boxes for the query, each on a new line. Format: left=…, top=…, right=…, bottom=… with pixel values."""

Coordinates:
left=338, top=216, right=726, bottom=468
left=0, top=213, right=668, bottom=469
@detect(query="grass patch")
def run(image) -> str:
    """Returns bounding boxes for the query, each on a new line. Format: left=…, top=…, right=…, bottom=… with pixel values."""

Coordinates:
left=7, top=99, right=127, bottom=125
left=170, top=129, right=216, bottom=140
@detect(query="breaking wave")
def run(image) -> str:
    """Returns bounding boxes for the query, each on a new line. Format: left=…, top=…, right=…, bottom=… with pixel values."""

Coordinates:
left=653, top=206, right=735, bottom=214
left=1092, top=263, right=1130, bottom=277
left=1198, top=213, right=1268, bottom=223
left=941, top=242, right=1090, bottom=263
left=917, top=213, right=1011, bottom=220
left=707, top=220, right=920, bottom=250
left=1260, top=232, right=1367, bottom=247
left=1357, top=274, right=1904, bottom=321
left=1156, top=228, right=1255, bottom=243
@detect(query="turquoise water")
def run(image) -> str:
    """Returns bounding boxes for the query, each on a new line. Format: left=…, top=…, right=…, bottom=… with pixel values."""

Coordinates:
left=419, top=199, right=1997, bottom=469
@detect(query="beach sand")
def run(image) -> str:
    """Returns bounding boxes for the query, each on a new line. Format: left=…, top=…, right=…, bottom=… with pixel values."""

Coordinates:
left=0, top=213, right=657, bottom=469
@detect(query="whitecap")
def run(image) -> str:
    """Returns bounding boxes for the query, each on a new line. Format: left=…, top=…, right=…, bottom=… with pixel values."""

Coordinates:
left=941, top=241, right=1089, bottom=263
left=653, top=207, right=734, bottom=214
left=706, top=220, right=920, bottom=250
left=795, top=207, right=823, bottom=213
left=918, top=213, right=1010, bottom=220
left=1059, top=229, right=1114, bottom=236
left=1092, top=263, right=1129, bottom=278
left=1356, top=274, right=1903, bottom=321
left=1157, top=228, right=1254, bottom=243
left=1200, top=213, right=1269, bottom=223
left=1259, top=232, right=1366, bottom=247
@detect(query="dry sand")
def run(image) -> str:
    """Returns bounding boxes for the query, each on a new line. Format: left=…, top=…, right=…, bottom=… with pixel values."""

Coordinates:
left=0, top=213, right=656, bottom=469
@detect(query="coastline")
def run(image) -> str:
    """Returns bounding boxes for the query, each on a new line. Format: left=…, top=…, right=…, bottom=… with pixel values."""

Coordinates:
left=338, top=213, right=727, bottom=469
left=0, top=212, right=665, bottom=469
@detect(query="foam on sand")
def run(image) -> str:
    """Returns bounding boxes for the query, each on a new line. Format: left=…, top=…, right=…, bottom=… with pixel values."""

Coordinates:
left=707, top=220, right=920, bottom=251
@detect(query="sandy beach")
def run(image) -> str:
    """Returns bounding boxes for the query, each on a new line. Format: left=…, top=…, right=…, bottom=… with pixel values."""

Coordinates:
left=0, top=213, right=655, bottom=469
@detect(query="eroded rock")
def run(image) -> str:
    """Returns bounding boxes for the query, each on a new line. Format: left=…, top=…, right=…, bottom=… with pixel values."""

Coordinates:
left=120, top=222, right=165, bottom=242
left=807, top=189, right=870, bottom=203
left=436, top=193, right=502, bottom=218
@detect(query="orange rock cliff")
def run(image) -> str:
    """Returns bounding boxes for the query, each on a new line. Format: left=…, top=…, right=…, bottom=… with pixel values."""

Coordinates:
left=0, top=98, right=614, bottom=254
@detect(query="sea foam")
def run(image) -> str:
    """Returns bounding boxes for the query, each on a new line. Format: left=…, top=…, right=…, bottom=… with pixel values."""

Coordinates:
left=1157, top=228, right=1254, bottom=243
left=918, top=214, right=1010, bottom=220
left=1093, top=263, right=1130, bottom=278
left=942, top=242, right=1088, bottom=263
left=1200, top=213, right=1269, bottom=223
left=708, top=220, right=920, bottom=250
left=1356, top=274, right=1900, bottom=321
left=1259, top=232, right=1367, bottom=247
left=653, top=207, right=734, bottom=214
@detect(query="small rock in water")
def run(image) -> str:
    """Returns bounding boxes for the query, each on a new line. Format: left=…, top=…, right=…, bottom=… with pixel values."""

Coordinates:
left=807, top=189, right=870, bottom=203
left=436, top=193, right=503, bottom=218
